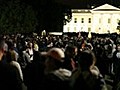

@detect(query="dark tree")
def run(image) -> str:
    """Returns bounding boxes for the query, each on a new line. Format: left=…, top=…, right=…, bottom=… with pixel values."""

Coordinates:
left=0, top=0, right=38, bottom=34
left=24, top=0, right=72, bottom=33
left=0, top=0, right=72, bottom=34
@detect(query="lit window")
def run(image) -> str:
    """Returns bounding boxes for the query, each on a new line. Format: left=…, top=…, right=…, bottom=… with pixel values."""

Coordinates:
left=88, top=27, right=91, bottom=32
left=108, top=18, right=111, bottom=23
left=81, top=18, right=84, bottom=23
left=67, top=27, right=70, bottom=32
left=88, top=18, right=91, bottom=23
left=74, top=18, right=77, bottom=23
left=99, top=18, right=101, bottom=23
left=74, top=27, right=76, bottom=32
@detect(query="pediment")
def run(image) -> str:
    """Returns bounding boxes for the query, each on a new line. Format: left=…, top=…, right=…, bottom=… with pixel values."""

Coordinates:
left=92, top=4, right=120, bottom=11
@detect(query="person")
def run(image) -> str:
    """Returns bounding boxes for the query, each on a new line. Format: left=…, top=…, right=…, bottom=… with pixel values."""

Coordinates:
left=23, top=50, right=45, bottom=90
left=41, top=47, right=72, bottom=90
left=63, top=45, right=78, bottom=72
left=0, top=37, right=24, bottom=90
left=71, top=49, right=108, bottom=90
left=113, top=44, right=120, bottom=90
left=6, top=49, right=23, bottom=81
left=23, top=41, right=34, bottom=63
left=22, top=41, right=34, bottom=69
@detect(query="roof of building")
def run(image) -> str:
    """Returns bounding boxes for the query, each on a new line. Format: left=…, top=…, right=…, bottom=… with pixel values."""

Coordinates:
left=92, top=3, right=120, bottom=11
left=72, top=3, right=120, bottom=12
left=72, top=9, right=91, bottom=13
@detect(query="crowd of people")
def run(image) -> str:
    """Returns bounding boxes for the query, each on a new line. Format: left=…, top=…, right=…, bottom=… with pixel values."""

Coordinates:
left=0, top=33, right=120, bottom=90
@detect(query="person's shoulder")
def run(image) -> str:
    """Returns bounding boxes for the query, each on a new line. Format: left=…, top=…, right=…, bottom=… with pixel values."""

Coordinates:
left=0, top=61, right=12, bottom=70
left=91, top=66, right=100, bottom=77
left=0, top=61, right=19, bottom=78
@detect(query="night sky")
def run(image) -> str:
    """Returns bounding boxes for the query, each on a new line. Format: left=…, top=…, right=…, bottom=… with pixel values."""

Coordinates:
left=55, top=0, right=120, bottom=8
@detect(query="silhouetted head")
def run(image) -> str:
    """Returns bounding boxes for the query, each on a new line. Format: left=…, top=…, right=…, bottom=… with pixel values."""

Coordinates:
left=78, top=50, right=96, bottom=71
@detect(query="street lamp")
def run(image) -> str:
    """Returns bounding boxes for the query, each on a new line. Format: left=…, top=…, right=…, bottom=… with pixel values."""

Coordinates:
left=88, top=30, right=92, bottom=38
left=41, top=30, right=46, bottom=36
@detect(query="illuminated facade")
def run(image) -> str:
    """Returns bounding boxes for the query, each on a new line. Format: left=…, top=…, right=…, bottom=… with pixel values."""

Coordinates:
left=63, top=4, right=120, bottom=34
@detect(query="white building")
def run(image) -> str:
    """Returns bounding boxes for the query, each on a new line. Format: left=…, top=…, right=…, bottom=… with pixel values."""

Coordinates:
left=63, top=4, right=120, bottom=34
